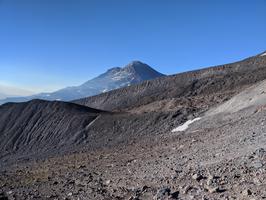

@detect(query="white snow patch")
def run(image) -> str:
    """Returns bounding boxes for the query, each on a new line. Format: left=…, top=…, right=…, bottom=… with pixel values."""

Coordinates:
left=172, top=117, right=201, bottom=132
left=260, top=52, right=266, bottom=57
left=111, top=71, right=133, bottom=81
left=102, top=89, right=108, bottom=93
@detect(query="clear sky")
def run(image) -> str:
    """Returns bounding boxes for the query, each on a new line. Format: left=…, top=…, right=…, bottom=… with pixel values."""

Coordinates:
left=0, top=0, right=266, bottom=94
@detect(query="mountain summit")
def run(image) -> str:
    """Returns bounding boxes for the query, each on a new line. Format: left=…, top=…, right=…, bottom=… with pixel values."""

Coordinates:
left=0, top=61, right=164, bottom=104
left=90, top=61, right=165, bottom=86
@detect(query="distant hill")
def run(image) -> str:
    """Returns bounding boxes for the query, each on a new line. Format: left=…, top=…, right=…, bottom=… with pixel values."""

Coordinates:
left=0, top=61, right=164, bottom=104
left=1, top=52, right=266, bottom=199
left=1, top=52, right=266, bottom=165
left=74, top=53, right=266, bottom=111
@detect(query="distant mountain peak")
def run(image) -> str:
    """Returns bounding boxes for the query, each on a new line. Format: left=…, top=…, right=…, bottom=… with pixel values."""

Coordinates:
left=99, top=61, right=164, bottom=83
left=104, top=61, right=150, bottom=75
left=106, top=67, right=121, bottom=73
left=127, top=60, right=146, bottom=65
left=125, top=60, right=149, bottom=69
left=0, top=61, right=164, bottom=104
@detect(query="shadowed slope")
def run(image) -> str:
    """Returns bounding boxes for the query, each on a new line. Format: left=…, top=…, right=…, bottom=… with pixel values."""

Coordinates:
left=0, top=100, right=105, bottom=161
left=74, top=54, right=266, bottom=111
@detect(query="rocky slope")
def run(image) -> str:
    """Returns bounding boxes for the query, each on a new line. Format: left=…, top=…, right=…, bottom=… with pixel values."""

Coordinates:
left=2, top=82, right=266, bottom=199
left=1, top=52, right=266, bottom=199
left=0, top=98, right=197, bottom=167
left=0, top=61, right=164, bottom=104
left=208, top=79, right=266, bottom=115
left=0, top=100, right=105, bottom=164
left=74, top=54, right=266, bottom=112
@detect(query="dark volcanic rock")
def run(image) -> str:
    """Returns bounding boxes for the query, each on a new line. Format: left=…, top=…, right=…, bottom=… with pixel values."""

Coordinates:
left=74, top=55, right=266, bottom=111
left=0, top=193, right=8, bottom=200
left=0, top=100, right=104, bottom=164
left=0, top=99, right=190, bottom=166
left=1, top=53, right=266, bottom=167
left=1, top=53, right=266, bottom=200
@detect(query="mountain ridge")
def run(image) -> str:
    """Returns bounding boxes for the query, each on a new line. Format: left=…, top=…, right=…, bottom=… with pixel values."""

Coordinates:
left=1, top=52, right=266, bottom=164
left=2, top=52, right=266, bottom=199
left=0, top=61, right=164, bottom=104
left=73, top=53, right=266, bottom=111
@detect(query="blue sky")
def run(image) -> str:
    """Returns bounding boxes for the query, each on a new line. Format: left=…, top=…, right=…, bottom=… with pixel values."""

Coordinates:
left=0, top=0, right=266, bottom=93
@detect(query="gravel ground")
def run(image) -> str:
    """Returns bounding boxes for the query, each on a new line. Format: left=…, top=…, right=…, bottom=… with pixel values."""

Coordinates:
left=1, top=98, right=266, bottom=199
left=1, top=56, right=266, bottom=200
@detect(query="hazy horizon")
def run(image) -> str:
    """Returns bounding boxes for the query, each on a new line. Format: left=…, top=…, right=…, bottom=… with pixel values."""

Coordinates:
left=0, top=0, right=266, bottom=96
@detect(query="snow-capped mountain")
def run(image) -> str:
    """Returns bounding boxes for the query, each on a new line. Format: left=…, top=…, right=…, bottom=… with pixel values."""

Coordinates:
left=0, top=61, right=164, bottom=104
